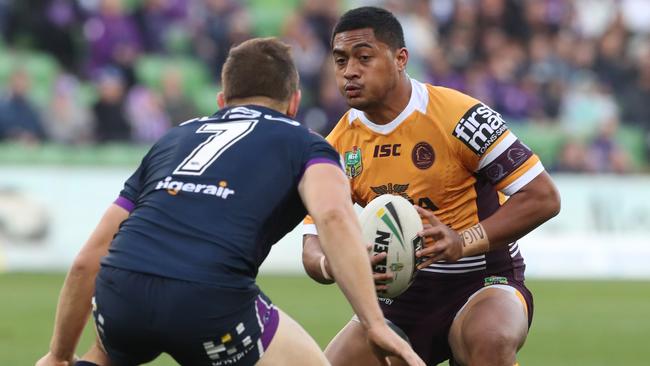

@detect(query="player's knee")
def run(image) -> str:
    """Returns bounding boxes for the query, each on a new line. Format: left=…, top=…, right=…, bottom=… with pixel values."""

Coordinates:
left=325, top=322, right=374, bottom=366
left=464, top=328, right=519, bottom=365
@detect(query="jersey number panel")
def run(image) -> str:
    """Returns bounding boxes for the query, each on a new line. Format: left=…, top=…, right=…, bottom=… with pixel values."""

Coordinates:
left=173, top=120, right=258, bottom=176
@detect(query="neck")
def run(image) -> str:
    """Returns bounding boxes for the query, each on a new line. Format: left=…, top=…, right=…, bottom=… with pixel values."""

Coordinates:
left=363, top=74, right=412, bottom=125
left=225, top=96, right=288, bottom=114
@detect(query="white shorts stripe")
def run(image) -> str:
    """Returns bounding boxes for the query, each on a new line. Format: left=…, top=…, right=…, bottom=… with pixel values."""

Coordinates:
left=429, top=261, right=486, bottom=268
left=510, top=246, right=520, bottom=258
left=420, top=267, right=486, bottom=274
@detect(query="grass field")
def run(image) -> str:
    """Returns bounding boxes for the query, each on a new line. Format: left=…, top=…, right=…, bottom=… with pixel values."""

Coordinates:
left=1, top=273, right=649, bottom=365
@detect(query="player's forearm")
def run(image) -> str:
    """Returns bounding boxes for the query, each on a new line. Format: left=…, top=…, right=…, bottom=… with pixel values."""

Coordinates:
left=49, top=263, right=97, bottom=360
left=315, top=207, right=385, bottom=330
left=298, top=164, right=384, bottom=329
left=468, top=172, right=560, bottom=254
left=49, top=204, right=128, bottom=360
left=302, top=234, right=335, bottom=284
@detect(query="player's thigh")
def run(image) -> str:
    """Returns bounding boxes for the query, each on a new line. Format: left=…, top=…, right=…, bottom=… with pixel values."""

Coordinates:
left=448, top=286, right=529, bottom=363
left=256, top=308, right=329, bottom=366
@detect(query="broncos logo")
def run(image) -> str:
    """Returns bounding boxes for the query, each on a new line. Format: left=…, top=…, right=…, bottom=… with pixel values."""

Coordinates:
left=370, top=183, right=412, bottom=201
left=415, top=146, right=432, bottom=161
left=411, top=142, right=435, bottom=169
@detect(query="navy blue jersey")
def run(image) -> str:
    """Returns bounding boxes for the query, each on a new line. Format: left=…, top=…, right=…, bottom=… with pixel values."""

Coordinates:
left=102, top=105, right=340, bottom=289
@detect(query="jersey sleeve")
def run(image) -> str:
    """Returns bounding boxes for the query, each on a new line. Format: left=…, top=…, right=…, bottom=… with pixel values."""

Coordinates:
left=114, top=151, right=151, bottom=212
left=449, top=101, right=544, bottom=196
left=300, top=130, right=342, bottom=174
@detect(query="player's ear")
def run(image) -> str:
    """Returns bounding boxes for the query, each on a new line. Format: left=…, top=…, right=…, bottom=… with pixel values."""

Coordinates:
left=395, top=47, right=409, bottom=72
left=286, top=89, right=302, bottom=118
left=217, top=92, right=226, bottom=109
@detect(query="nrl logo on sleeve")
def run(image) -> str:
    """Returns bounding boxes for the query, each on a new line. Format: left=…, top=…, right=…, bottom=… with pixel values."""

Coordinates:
left=453, top=103, right=508, bottom=155
left=344, top=146, right=363, bottom=178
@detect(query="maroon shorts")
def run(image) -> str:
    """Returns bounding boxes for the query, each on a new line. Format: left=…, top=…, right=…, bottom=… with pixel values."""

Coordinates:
left=379, top=270, right=534, bottom=365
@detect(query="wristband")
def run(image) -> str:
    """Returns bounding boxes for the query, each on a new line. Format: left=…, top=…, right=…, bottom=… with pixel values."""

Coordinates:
left=319, top=255, right=332, bottom=280
left=459, top=223, right=490, bottom=257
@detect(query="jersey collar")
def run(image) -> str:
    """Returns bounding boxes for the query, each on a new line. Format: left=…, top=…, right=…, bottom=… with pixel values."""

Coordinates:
left=347, top=78, right=429, bottom=135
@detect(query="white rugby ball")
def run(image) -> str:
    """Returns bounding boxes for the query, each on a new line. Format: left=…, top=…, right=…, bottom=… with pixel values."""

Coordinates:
left=359, top=194, right=424, bottom=298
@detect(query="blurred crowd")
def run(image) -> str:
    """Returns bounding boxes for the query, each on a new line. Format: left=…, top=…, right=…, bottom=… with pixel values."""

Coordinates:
left=0, top=0, right=649, bottom=173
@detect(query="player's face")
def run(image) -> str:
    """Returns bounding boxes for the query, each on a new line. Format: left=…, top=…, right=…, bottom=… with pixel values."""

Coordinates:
left=332, top=28, right=400, bottom=110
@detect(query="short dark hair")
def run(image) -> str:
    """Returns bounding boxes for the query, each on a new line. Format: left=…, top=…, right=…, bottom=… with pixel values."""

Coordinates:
left=331, top=7, right=405, bottom=50
left=221, top=37, right=299, bottom=102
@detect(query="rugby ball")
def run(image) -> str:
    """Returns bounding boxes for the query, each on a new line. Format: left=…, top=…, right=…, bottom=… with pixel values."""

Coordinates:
left=359, top=194, right=424, bottom=298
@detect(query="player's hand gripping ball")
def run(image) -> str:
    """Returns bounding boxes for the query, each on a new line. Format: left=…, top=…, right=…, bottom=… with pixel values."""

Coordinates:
left=359, top=194, right=424, bottom=298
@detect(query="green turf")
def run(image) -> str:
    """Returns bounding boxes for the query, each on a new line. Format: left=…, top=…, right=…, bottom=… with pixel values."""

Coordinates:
left=1, top=273, right=649, bottom=365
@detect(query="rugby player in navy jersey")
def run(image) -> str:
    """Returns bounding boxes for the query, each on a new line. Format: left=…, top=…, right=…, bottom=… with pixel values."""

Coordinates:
left=36, top=38, right=424, bottom=366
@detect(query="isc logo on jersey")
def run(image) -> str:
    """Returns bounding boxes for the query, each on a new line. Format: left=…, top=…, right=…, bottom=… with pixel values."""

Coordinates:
left=155, top=176, right=235, bottom=199
left=453, top=103, right=508, bottom=155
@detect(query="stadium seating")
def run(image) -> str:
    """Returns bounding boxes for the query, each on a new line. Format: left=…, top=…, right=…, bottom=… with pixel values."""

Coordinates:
left=0, top=49, right=59, bottom=107
left=247, top=0, right=299, bottom=36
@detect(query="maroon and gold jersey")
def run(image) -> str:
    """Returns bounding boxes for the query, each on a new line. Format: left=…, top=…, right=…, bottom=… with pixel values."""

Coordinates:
left=305, top=78, right=544, bottom=276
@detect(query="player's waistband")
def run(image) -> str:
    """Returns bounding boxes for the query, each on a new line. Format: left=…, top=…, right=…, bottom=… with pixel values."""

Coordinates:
left=419, top=242, right=521, bottom=275
left=99, top=263, right=260, bottom=301
left=100, top=252, right=258, bottom=289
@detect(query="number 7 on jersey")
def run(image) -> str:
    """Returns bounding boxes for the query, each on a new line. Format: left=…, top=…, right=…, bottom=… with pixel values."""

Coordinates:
left=173, top=120, right=258, bottom=176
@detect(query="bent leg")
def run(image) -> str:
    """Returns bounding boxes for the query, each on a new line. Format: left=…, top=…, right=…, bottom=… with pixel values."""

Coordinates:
left=325, top=320, right=407, bottom=366
left=257, top=308, right=330, bottom=366
left=77, top=338, right=111, bottom=366
left=449, top=286, right=529, bottom=366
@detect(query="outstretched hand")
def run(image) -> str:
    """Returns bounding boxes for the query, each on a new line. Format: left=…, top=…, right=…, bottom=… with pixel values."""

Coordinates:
left=366, top=324, right=425, bottom=366
left=35, top=352, right=77, bottom=366
left=414, top=206, right=464, bottom=269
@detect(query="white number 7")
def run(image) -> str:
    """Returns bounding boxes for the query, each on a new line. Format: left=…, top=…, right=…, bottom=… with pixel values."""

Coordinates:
left=173, top=120, right=258, bottom=176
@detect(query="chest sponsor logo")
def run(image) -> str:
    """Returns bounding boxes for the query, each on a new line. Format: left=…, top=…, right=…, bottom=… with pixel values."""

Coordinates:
left=344, top=146, right=363, bottom=178
left=453, top=103, right=508, bottom=155
left=373, top=144, right=401, bottom=158
left=155, top=176, right=235, bottom=199
left=411, top=142, right=435, bottom=169
left=370, top=183, right=438, bottom=211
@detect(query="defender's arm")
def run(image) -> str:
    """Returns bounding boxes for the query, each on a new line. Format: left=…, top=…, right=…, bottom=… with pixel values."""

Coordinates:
left=298, top=163, right=424, bottom=366
left=298, top=163, right=383, bottom=328
left=38, top=204, right=128, bottom=365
